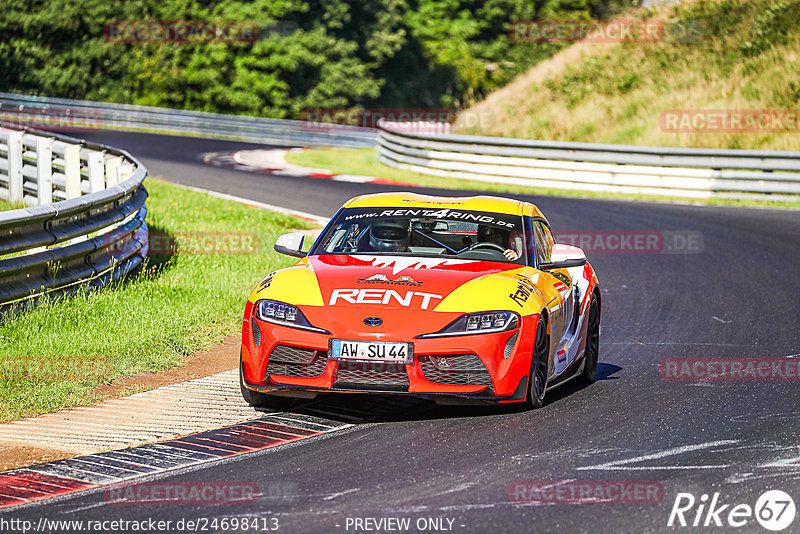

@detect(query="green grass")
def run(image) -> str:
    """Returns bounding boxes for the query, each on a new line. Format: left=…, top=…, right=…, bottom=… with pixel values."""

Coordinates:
left=286, top=147, right=800, bottom=209
left=0, top=199, right=24, bottom=211
left=0, top=178, right=311, bottom=421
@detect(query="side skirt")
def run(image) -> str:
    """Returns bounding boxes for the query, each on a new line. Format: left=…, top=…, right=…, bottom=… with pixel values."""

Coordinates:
left=545, top=356, right=585, bottom=392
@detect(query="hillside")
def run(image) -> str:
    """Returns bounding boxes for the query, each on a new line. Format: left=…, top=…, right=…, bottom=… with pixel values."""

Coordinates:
left=454, top=0, right=800, bottom=150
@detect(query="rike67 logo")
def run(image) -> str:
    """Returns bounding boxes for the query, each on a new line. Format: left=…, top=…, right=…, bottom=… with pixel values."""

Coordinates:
left=668, top=490, right=796, bottom=531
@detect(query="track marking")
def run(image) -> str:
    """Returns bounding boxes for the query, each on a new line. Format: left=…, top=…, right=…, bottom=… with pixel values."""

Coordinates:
left=576, top=440, right=739, bottom=471
left=323, top=488, right=360, bottom=501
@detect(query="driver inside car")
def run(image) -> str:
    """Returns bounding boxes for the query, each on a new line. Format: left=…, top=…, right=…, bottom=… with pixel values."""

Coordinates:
left=368, top=220, right=410, bottom=252
left=477, top=225, right=519, bottom=260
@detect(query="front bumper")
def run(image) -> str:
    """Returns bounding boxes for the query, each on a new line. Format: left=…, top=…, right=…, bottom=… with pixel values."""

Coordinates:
left=241, top=303, right=538, bottom=404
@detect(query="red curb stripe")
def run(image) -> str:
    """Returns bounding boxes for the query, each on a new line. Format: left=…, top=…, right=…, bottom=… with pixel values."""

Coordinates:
left=227, top=427, right=306, bottom=443
left=0, top=494, right=27, bottom=507
left=208, top=430, right=286, bottom=449
left=160, top=440, right=236, bottom=457
left=0, top=471, right=96, bottom=504
left=179, top=435, right=256, bottom=453
left=0, top=415, right=346, bottom=511
left=242, top=421, right=321, bottom=436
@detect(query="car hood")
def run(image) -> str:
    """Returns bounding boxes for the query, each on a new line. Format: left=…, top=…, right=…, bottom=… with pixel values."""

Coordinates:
left=249, top=254, right=549, bottom=316
left=308, top=254, right=519, bottom=311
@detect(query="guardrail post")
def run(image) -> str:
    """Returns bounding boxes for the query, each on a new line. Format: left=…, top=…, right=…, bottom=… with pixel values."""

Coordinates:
left=87, top=150, right=105, bottom=192
left=7, top=131, right=23, bottom=203
left=36, top=136, right=53, bottom=205
left=118, top=164, right=135, bottom=182
left=105, top=155, right=122, bottom=187
left=63, top=143, right=81, bottom=199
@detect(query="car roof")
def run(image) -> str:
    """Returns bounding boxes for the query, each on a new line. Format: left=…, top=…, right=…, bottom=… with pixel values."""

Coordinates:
left=343, top=192, right=546, bottom=219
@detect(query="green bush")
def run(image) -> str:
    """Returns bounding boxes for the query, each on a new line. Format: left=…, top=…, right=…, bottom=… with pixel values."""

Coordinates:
left=0, top=0, right=636, bottom=115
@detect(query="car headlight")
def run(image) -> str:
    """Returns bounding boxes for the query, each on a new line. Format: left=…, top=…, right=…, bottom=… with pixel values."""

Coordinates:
left=254, top=300, right=330, bottom=334
left=417, top=311, right=519, bottom=338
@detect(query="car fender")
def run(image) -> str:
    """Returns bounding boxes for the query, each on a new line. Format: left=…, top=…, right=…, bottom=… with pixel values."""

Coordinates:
left=433, top=267, right=548, bottom=317
left=248, top=258, right=324, bottom=306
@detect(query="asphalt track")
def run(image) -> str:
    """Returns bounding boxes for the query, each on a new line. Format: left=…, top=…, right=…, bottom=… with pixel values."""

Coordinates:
left=4, top=130, right=800, bottom=533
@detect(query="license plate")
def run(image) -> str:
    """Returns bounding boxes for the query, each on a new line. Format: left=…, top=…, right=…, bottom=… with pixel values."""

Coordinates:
left=329, top=340, right=412, bottom=363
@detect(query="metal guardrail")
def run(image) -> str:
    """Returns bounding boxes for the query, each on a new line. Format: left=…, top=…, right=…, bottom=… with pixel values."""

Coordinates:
left=0, top=127, right=148, bottom=308
left=0, top=92, right=376, bottom=148
left=377, top=121, right=800, bottom=201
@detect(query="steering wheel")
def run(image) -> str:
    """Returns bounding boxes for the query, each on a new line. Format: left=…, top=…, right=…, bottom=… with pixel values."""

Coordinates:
left=466, top=242, right=507, bottom=254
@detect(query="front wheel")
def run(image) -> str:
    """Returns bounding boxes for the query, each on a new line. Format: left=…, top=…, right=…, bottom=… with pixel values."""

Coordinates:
left=240, top=356, right=294, bottom=410
left=526, top=314, right=550, bottom=409
left=580, top=295, right=600, bottom=384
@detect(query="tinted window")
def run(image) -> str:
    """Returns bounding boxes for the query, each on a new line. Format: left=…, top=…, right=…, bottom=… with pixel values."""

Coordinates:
left=311, top=207, right=527, bottom=264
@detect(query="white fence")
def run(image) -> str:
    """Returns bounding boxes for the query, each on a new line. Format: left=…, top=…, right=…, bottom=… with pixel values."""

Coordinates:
left=377, top=121, right=800, bottom=201
left=0, top=92, right=376, bottom=148
left=0, top=130, right=134, bottom=206
left=0, top=127, right=148, bottom=308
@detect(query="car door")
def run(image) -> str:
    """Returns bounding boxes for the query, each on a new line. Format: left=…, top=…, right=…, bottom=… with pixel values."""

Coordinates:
left=532, top=221, right=575, bottom=375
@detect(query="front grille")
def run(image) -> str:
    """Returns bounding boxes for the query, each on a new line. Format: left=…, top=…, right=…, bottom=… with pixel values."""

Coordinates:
left=419, top=354, right=493, bottom=390
left=266, top=345, right=327, bottom=378
left=270, top=345, right=318, bottom=364
left=334, top=362, right=409, bottom=391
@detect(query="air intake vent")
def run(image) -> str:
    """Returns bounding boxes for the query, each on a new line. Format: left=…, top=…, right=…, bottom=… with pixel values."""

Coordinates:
left=419, top=354, right=493, bottom=390
left=504, top=331, right=519, bottom=360
left=251, top=320, right=261, bottom=347
left=334, top=362, right=409, bottom=391
left=266, top=345, right=327, bottom=378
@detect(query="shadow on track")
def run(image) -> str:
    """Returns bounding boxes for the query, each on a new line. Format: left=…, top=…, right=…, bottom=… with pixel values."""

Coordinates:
left=258, top=362, right=623, bottom=424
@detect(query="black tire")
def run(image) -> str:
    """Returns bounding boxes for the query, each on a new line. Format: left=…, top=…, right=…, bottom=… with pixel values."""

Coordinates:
left=526, top=314, right=550, bottom=409
left=580, top=295, right=600, bottom=384
left=239, top=358, right=294, bottom=410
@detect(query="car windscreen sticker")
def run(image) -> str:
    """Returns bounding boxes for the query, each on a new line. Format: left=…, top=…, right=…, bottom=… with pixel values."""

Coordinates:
left=341, top=207, right=521, bottom=230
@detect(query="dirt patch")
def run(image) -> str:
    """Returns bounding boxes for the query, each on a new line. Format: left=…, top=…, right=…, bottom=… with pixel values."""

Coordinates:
left=0, top=442, right=75, bottom=472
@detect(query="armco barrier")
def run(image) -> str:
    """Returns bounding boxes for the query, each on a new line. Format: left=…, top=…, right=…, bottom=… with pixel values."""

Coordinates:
left=0, top=127, right=148, bottom=308
left=376, top=121, right=800, bottom=201
left=0, top=92, right=376, bottom=148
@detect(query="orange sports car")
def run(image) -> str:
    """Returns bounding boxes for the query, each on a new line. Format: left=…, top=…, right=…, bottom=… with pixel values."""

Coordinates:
left=240, top=192, right=600, bottom=409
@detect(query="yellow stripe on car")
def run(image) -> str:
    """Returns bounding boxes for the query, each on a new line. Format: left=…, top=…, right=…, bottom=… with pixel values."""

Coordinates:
left=248, top=258, right=324, bottom=306
left=434, top=267, right=546, bottom=315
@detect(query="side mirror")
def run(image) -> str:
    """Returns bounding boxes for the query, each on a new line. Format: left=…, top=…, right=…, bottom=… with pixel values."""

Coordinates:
left=539, top=243, right=587, bottom=270
left=274, top=232, right=307, bottom=258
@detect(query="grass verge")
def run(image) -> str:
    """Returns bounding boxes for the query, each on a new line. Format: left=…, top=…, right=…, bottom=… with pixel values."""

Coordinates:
left=286, top=148, right=800, bottom=209
left=0, top=178, right=311, bottom=422
left=0, top=199, right=25, bottom=211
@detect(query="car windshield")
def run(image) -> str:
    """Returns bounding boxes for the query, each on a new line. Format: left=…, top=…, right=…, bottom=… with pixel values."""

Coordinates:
left=311, top=207, right=527, bottom=264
